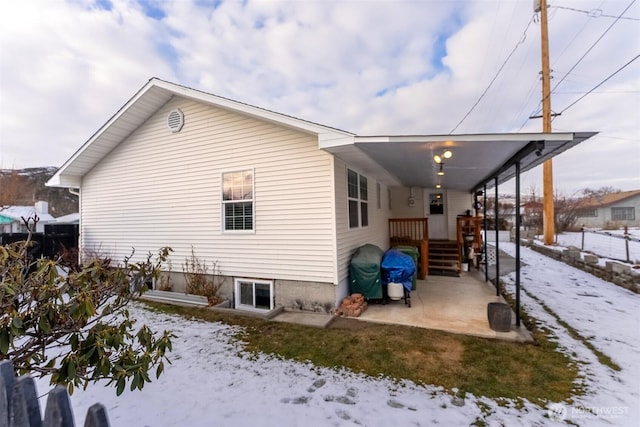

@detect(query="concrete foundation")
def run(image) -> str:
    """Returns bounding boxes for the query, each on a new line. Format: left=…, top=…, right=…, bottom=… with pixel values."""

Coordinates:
left=274, top=279, right=336, bottom=313
left=156, top=271, right=336, bottom=313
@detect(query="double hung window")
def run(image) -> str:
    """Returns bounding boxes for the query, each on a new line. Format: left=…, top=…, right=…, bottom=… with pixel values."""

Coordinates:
left=348, top=169, right=368, bottom=228
left=222, top=170, right=254, bottom=231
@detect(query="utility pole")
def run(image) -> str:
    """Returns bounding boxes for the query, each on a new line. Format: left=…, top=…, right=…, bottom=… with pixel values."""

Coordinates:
left=537, top=0, right=555, bottom=245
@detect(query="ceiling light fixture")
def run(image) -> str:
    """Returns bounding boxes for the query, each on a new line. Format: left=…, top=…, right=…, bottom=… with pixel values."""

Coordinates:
left=437, top=164, right=445, bottom=176
left=433, top=149, right=453, bottom=164
left=436, top=183, right=442, bottom=189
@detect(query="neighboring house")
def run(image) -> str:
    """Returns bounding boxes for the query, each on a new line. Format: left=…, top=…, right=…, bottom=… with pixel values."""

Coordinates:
left=0, top=201, right=56, bottom=233
left=54, top=212, right=80, bottom=224
left=46, top=78, right=596, bottom=313
left=576, top=190, right=640, bottom=228
left=521, top=200, right=543, bottom=229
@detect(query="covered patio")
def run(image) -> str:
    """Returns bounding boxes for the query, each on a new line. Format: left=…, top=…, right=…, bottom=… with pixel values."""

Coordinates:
left=356, top=270, right=533, bottom=343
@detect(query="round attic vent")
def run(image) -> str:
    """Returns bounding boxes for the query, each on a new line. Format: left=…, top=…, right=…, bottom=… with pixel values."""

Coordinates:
left=167, top=109, right=184, bottom=133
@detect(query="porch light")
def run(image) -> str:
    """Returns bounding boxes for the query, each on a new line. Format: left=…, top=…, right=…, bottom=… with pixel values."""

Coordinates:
left=436, top=183, right=442, bottom=189
left=433, top=149, right=453, bottom=164
left=437, top=164, right=444, bottom=176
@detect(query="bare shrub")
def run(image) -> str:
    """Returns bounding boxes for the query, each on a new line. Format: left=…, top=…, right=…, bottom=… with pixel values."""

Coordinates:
left=182, top=246, right=223, bottom=305
left=158, top=259, right=173, bottom=291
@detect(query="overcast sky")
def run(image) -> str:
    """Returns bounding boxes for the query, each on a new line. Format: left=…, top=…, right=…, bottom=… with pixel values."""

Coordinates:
left=1, top=0, right=638, bottom=195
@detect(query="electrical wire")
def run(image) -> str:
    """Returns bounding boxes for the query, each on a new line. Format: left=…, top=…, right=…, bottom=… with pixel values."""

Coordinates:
left=552, top=5, right=640, bottom=21
left=448, top=16, right=535, bottom=134
left=556, top=53, right=640, bottom=115
left=550, top=0, right=636, bottom=95
left=524, top=0, right=636, bottom=125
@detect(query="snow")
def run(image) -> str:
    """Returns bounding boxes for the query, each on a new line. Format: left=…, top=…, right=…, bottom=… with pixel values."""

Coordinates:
left=33, top=245, right=639, bottom=426
left=544, top=229, right=640, bottom=264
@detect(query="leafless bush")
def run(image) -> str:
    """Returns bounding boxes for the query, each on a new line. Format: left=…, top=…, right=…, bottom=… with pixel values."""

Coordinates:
left=158, top=259, right=173, bottom=291
left=182, top=246, right=223, bottom=305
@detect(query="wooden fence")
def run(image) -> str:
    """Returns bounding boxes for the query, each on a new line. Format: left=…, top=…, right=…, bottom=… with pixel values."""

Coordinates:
left=0, top=360, right=110, bottom=427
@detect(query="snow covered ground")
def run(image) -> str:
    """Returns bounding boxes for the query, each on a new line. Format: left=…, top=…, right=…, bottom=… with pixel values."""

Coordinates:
left=546, top=228, right=640, bottom=264
left=33, top=244, right=639, bottom=427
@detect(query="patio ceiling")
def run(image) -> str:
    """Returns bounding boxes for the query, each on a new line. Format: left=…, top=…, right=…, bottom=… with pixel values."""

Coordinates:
left=323, top=132, right=597, bottom=192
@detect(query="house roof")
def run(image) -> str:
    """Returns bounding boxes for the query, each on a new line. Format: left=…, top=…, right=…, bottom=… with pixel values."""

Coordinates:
left=54, top=212, right=80, bottom=224
left=577, top=189, right=640, bottom=208
left=0, top=206, right=56, bottom=223
left=47, top=78, right=597, bottom=192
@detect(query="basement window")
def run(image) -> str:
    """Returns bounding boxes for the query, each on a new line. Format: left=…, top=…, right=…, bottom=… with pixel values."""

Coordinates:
left=234, top=278, right=274, bottom=311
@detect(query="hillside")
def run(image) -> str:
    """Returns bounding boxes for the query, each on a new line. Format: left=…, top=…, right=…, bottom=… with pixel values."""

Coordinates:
left=0, top=167, right=78, bottom=217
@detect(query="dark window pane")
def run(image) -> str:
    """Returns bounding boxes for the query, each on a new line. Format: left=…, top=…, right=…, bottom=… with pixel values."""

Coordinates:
left=361, top=202, right=368, bottom=226
left=429, top=193, right=444, bottom=215
left=255, top=283, right=271, bottom=309
left=349, top=200, right=359, bottom=228
left=239, top=282, right=253, bottom=305
left=348, top=169, right=358, bottom=198
left=360, top=176, right=368, bottom=200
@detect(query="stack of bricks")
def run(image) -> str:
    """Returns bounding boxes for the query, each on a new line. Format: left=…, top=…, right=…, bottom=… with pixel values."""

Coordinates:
left=335, top=293, right=368, bottom=317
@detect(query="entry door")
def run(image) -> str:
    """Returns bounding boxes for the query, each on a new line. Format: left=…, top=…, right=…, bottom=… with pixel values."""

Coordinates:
left=426, top=191, right=448, bottom=239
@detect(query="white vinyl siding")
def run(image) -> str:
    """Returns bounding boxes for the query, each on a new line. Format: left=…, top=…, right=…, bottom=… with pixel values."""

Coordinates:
left=80, top=97, right=336, bottom=283
left=334, top=159, right=390, bottom=302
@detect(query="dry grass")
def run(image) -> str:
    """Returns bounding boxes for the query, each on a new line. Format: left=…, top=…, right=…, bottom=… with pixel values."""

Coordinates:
left=143, top=302, right=579, bottom=404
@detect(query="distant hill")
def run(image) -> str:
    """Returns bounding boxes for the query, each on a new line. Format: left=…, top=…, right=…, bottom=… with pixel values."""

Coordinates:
left=0, top=167, right=78, bottom=217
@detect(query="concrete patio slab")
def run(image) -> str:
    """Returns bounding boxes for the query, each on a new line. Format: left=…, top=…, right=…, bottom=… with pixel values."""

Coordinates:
left=356, top=271, right=533, bottom=342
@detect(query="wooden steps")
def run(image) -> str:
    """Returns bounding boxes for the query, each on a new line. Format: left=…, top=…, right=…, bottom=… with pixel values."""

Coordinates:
left=428, top=240, right=461, bottom=276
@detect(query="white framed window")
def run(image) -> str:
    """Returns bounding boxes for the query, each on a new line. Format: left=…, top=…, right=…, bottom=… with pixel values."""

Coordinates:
left=611, top=207, right=635, bottom=221
left=347, top=168, right=368, bottom=228
left=577, top=208, right=597, bottom=218
left=222, top=169, right=254, bottom=232
left=234, top=278, right=274, bottom=311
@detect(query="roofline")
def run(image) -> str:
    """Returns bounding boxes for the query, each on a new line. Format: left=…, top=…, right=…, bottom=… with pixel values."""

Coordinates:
left=47, top=78, right=354, bottom=188
left=578, top=189, right=640, bottom=208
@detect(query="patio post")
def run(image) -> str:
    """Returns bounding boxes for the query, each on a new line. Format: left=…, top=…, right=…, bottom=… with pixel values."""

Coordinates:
left=494, top=177, right=500, bottom=296
left=515, top=161, right=521, bottom=327
left=483, top=184, right=489, bottom=282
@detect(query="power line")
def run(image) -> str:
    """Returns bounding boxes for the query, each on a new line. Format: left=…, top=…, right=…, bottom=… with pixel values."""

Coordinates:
left=550, top=0, right=636, bottom=94
left=557, top=54, right=640, bottom=115
left=552, top=5, right=640, bottom=21
left=449, top=16, right=534, bottom=134
left=525, top=0, right=636, bottom=123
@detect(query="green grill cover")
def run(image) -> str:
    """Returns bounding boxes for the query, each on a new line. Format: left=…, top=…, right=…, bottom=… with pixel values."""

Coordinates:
left=349, top=244, right=384, bottom=299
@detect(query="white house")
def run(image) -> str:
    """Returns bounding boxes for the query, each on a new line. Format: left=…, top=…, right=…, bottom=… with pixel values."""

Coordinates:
left=576, top=189, right=640, bottom=228
left=47, top=78, right=596, bottom=313
left=0, top=201, right=56, bottom=233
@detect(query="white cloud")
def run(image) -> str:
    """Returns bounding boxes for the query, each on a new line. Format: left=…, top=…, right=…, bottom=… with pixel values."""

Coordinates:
left=1, top=0, right=638, bottom=193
